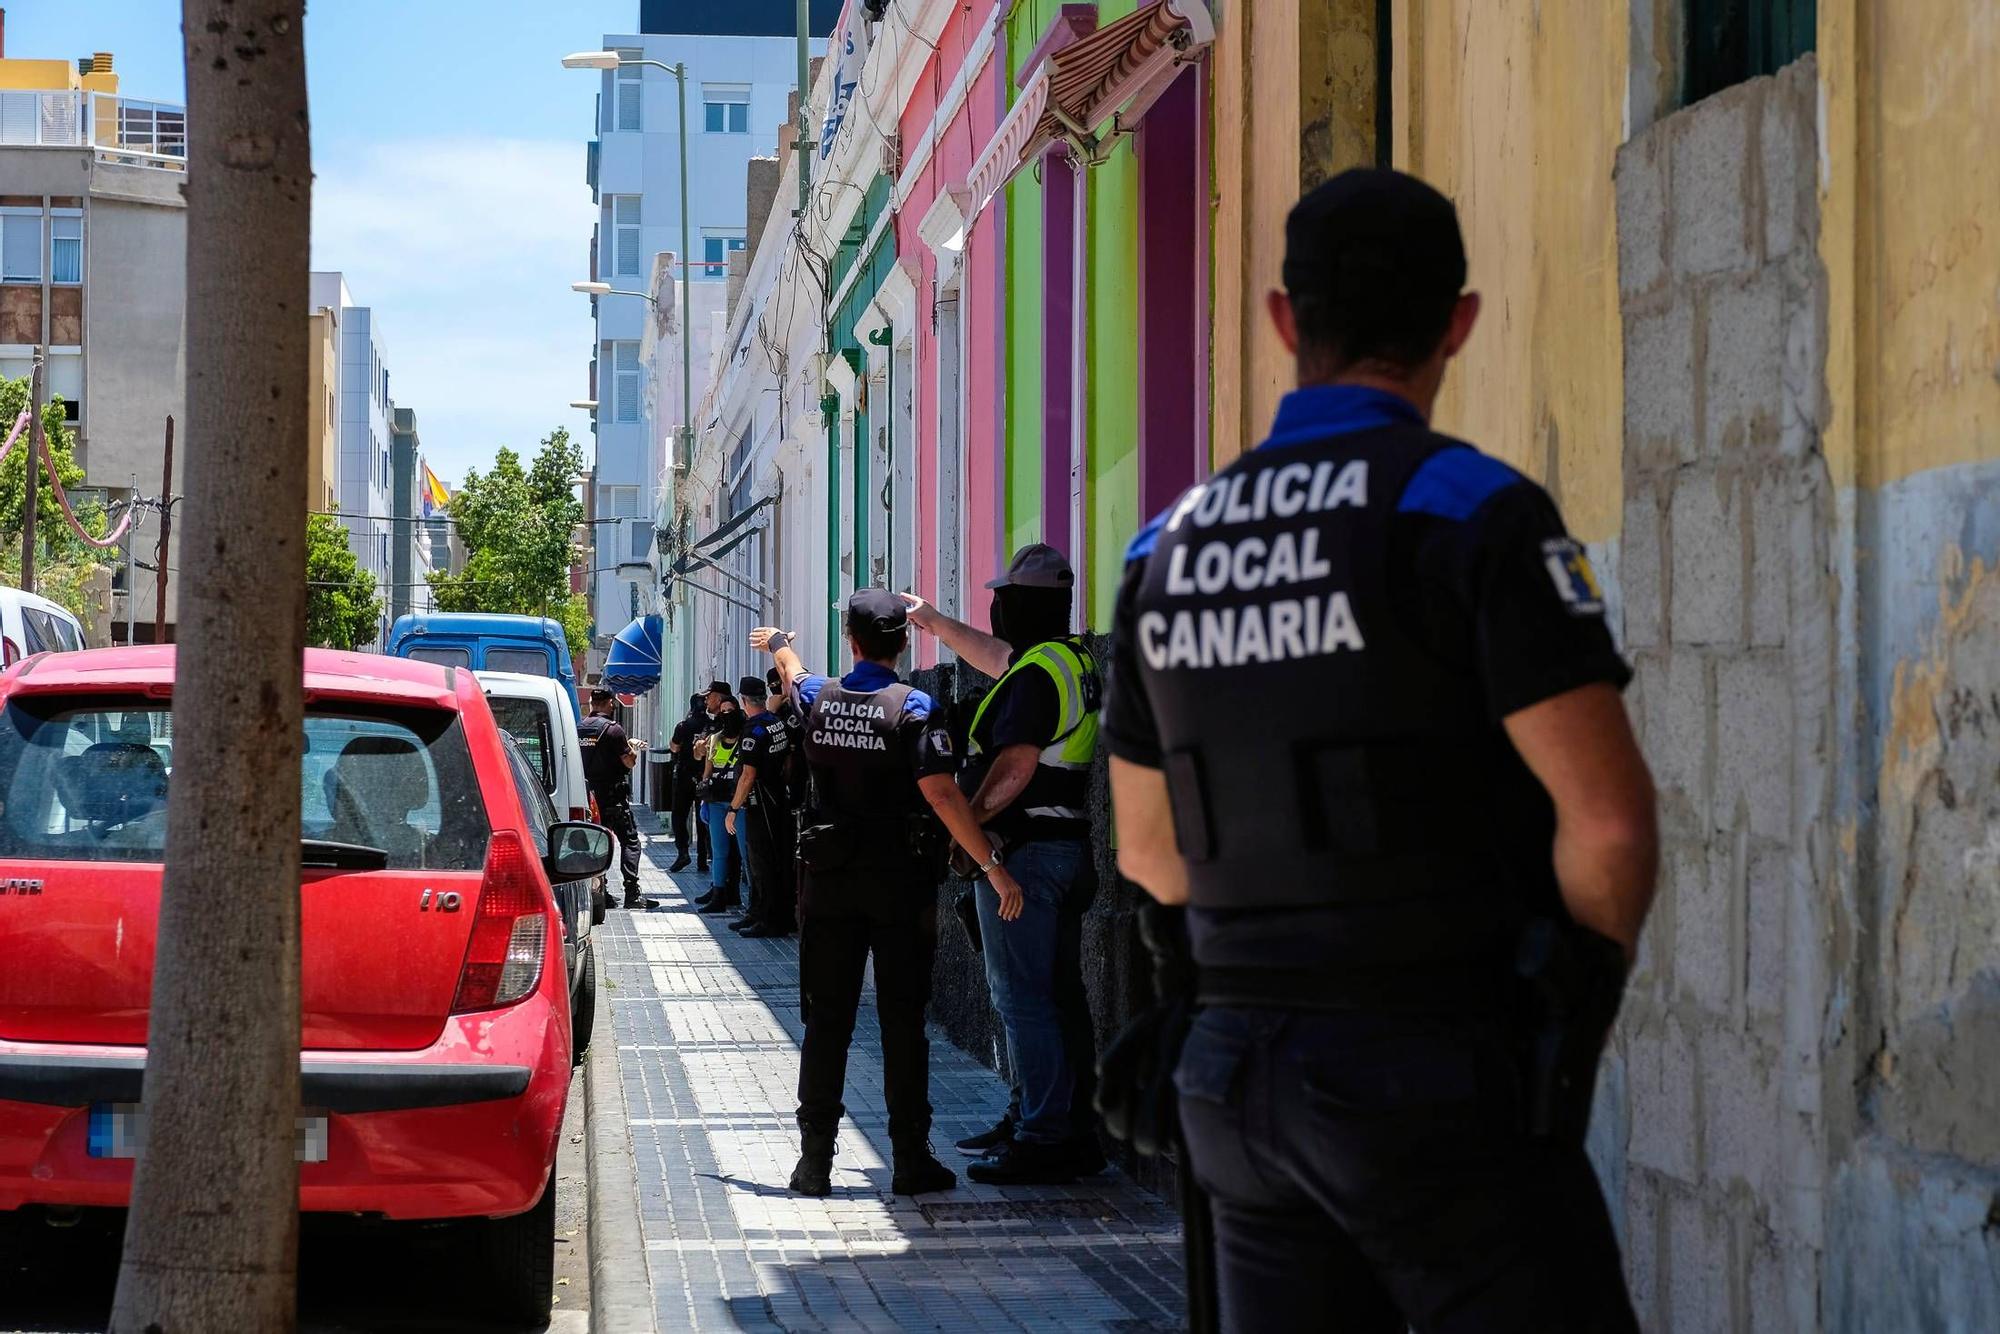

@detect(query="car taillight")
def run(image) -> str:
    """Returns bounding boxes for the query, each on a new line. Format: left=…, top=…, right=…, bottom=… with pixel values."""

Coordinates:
left=569, top=806, right=591, bottom=822
left=451, top=830, right=548, bottom=1012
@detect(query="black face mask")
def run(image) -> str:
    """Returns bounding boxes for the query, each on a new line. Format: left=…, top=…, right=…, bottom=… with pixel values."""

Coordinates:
left=988, top=593, right=1010, bottom=648
left=990, top=586, right=1072, bottom=652
left=719, top=711, right=745, bottom=739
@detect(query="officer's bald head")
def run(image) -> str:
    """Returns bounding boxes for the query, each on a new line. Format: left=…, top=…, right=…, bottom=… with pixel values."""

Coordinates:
left=1270, top=169, right=1479, bottom=400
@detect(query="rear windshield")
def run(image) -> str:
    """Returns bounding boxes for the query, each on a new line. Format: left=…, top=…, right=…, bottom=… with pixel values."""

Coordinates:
left=484, top=647, right=551, bottom=677
left=487, top=696, right=554, bottom=792
left=405, top=646, right=471, bottom=669
left=0, top=701, right=491, bottom=868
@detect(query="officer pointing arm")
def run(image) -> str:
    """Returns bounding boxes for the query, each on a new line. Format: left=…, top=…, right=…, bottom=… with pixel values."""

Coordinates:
left=752, top=623, right=1025, bottom=919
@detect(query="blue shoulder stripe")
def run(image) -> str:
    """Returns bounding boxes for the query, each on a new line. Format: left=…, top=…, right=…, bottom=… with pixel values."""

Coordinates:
left=1124, top=493, right=1182, bottom=564
left=1397, top=447, right=1524, bottom=521
left=904, top=688, right=934, bottom=721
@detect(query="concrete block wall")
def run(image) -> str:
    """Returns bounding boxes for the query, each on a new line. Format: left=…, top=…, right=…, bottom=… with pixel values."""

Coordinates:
left=1602, top=58, right=1839, bottom=1333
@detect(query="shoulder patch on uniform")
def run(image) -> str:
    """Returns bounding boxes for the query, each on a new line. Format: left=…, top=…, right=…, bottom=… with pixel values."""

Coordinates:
left=1397, top=447, right=1525, bottom=522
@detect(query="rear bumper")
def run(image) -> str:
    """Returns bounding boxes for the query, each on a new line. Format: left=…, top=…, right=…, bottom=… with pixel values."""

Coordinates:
left=0, top=1054, right=531, bottom=1111
left=0, top=996, right=568, bottom=1220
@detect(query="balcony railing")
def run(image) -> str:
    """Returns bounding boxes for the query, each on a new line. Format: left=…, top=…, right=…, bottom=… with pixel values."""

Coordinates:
left=0, top=90, right=188, bottom=171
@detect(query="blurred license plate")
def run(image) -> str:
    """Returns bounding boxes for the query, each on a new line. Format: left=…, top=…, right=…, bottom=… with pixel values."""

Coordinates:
left=87, top=1105, right=329, bottom=1163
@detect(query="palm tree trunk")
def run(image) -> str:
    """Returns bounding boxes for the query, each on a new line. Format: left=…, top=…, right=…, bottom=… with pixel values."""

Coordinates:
left=109, top=3, right=310, bottom=1328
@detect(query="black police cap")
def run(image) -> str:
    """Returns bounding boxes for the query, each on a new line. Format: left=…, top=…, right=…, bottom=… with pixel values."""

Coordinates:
left=845, top=588, right=909, bottom=636
left=737, top=674, right=768, bottom=701
left=1282, top=168, right=1467, bottom=306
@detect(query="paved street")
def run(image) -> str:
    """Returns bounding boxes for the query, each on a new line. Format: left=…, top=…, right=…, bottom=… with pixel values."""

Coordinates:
left=598, top=815, right=1186, bottom=1332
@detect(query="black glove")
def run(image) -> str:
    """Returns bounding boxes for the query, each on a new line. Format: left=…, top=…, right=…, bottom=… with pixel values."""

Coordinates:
left=1097, top=901, right=1195, bottom=1158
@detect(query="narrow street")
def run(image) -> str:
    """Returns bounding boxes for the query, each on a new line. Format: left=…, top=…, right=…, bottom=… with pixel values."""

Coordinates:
left=0, top=1072, right=592, bottom=1334
left=592, top=816, right=1186, bottom=1332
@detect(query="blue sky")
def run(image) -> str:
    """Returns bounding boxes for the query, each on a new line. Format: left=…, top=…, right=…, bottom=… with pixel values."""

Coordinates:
left=7, top=0, right=653, bottom=487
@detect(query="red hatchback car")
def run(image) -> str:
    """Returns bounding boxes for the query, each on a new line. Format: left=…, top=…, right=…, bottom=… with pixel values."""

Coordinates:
left=0, top=647, right=611, bottom=1321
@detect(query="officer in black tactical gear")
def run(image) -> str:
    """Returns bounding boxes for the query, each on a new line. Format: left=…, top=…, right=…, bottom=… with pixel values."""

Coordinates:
left=751, top=591, right=1027, bottom=1200
left=579, top=687, right=652, bottom=910
left=1102, top=168, right=1659, bottom=1331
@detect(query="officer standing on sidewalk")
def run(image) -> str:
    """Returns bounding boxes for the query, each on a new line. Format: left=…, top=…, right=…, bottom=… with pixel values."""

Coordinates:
left=579, top=687, right=653, bottom=910
left=751, top=592, right=1027, bottom=1199
left=1103, top=168, right=1658, bottom=1330
left=723, top=673, right=797, bottom=938
left=901, top=546, right=1106, bottom=1184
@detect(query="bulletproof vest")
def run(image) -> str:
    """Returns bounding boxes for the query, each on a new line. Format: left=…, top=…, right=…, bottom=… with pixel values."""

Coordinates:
left=1129, top=424, right=1507, bottom=911
left=802, top=679, right=927, bottom=822
left=577, top=713, right=626, bottom=793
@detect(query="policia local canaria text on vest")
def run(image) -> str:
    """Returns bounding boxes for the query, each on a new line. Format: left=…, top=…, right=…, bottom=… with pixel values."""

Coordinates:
left=1100, top=168, right=1660, bottom=1332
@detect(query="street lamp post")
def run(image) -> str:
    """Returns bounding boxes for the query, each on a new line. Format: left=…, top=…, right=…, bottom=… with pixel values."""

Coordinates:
left=562, top=50, right=695, bottom=484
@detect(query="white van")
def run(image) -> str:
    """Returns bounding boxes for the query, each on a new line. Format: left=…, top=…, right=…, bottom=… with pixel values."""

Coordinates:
left=0, top=587, right=86, bottom=663
left=478, top=670, right=609, bottom=921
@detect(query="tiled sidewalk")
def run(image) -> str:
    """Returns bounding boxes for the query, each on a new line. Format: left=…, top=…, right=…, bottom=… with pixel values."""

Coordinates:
left=600, top=812, right=1186, bottom=1332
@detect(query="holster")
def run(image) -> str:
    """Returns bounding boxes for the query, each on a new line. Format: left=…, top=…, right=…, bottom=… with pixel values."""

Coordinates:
left=1096, top=901, right=1196, bottom=1158
left=1514, top=918, right=1629, bottom=1147
left=795, top=820, right=858, bottom=871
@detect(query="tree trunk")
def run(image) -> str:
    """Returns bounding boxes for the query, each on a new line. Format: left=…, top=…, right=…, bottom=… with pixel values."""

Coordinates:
left=109, top=3, right=310, bottom=1329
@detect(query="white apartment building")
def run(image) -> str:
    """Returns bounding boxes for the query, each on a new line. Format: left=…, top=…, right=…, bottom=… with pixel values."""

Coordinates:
left=310, top=270, right=393, bottom=642
left=583, top=1, right=836, bottom=743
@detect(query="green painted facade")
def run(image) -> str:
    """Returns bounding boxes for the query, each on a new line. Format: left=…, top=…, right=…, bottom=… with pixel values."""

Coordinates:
left=824, top=176, right=896, bottom=663
left=1002, top=0, right=1143, bottom=629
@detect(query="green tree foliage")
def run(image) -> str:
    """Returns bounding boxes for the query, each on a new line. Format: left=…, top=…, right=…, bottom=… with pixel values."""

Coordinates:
left=0, top=374, right=112, bottom=624
left=428, top=428, right=591, bottom=655
left=305, top=511, right=381, bottom=650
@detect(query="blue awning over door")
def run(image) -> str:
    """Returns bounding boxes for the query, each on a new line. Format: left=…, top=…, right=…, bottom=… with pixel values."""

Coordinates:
left=601, top=614, right=664, bottom=695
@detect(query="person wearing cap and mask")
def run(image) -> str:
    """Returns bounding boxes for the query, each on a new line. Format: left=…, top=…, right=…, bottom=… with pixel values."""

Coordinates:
left=749, top=590, right=1028, bottom=1200
left=900, top=545, right=1105, bottom=1185
left=580, top=687, right=652, bottom=910
left=697, top=694, right=746, bottom=915
left=721, top=674, right=796, bottom=938
left=667, top=692, right=714, bottom=873
left=1102, top=168, right=1657, bottom=1330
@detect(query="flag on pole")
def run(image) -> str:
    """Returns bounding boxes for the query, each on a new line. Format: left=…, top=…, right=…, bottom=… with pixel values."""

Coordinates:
left=420, top=461, right=450, bottom=519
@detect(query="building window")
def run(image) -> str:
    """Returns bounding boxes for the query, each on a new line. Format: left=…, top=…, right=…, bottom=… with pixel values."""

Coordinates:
left=701, top=234, right=746, bottom=280
left=50, top=215, right=81, bottom=285
left=629, top=521, right=654, bottom=561
left=611, top=195, right=642, bottom=277
left=601, top=485, right=639, bottom=520
left=703, top=87, right=750, bottom=134
left=1684, top=0, right=1815, bottom=104
left=1, top=213, right=41, bottom=282
left=615, top=51, right=643, bottom=132
left=612, top=342, right=641, bottom=422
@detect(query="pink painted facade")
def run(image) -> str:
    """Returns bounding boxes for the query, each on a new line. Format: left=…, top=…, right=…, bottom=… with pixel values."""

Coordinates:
left=895, top=0, right=1009, bottom=667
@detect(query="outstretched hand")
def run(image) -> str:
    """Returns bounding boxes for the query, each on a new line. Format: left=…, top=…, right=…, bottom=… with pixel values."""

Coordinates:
left=897, top=592, right=938, bottom=630
left=749, top=626, right=795, bottom=653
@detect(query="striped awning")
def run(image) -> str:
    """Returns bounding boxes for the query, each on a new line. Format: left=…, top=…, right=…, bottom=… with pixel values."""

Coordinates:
left=601, top=614, right=664, bottom=696
left=968, top=0, right=1214, bottom=210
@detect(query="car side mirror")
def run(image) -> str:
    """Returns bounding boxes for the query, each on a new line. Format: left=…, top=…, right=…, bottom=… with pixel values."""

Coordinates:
left=545, top=821, right=614, bottom=881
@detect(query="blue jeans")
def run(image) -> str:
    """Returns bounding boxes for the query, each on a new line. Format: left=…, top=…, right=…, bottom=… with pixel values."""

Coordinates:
left=975, top=838, right=1094, bottom=1144
left=703, top=800, right=747, bottom=894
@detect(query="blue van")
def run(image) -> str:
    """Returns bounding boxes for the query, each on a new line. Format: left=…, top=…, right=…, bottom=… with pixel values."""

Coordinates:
left=385, top=613, right=580, bottom=721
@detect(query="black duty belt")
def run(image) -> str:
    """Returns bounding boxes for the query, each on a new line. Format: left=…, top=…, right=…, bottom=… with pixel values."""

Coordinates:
left=1196, top=963, right=1508, bottom=1013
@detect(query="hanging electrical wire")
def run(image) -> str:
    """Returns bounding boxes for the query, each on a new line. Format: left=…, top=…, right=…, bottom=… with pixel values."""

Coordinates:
left=3, top=409, right=142, bottom=548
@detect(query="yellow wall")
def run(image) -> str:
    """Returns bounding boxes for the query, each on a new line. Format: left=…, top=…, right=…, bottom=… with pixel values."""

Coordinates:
left=1818, top=0, right=2000, bottom=490
left=0, top=59, right=118, bottom=93
left=1389, top=0, right=1627, bottom=542
left=307, top=310, right=338, bottom=514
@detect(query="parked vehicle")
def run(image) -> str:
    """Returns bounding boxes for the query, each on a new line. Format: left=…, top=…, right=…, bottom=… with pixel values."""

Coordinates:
left=0, top=588, right=86, bottom=664
left=479, top=669, right=610, bottom=924
left=385, top=613, right=578, bottom=722
left=0, top=646, right=611, bottom=1322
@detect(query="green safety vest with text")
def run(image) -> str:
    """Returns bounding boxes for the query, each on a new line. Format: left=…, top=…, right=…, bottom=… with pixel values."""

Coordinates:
left=968, top=638, right=1101, bottom=820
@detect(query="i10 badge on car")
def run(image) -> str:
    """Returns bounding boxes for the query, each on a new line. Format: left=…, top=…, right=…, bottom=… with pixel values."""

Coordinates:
left=418, top=888, right=463, bottom=912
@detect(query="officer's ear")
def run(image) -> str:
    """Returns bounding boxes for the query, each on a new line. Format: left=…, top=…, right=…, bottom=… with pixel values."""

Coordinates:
left=1441, top=291, right=1481, bottom=360
left=1266, top=289, right=1300, bottom=355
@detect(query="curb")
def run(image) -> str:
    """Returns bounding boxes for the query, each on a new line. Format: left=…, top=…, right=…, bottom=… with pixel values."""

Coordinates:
left=585, top=947, right=659, bottom=1334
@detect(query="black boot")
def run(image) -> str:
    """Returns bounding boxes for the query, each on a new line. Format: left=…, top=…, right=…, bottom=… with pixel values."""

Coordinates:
left=890, top=1143, right=956, bottom=1195
left=669, top=855, right=691, bottom=872
left=700, top=895, right=740, bottom=915
left=621, top=889, right=655, bottom=910
left=790, top=1129, right=836, bottom=1197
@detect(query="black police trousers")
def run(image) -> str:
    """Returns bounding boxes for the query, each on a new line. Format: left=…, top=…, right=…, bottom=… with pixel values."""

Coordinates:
left=795, top=871, right=937, bottom=1148
left=1176, top=1006, right=1636, bottom=1333
left=595, top=791, right=643, bottom=894
left=671, top=778, right=707, bottom=864
left=742, top=799, right=796, bottom=930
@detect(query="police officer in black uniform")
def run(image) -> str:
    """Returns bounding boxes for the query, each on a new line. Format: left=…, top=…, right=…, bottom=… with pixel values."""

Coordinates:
left=751, top=591, right=1028, bottom=1199
left=722, top=673, right=796, bottom=938
left=1103, top=169, right=1659, bottom=1331
left=579, top=687, right=653, bottom=910
left=666, top=692, right=712, bottom=872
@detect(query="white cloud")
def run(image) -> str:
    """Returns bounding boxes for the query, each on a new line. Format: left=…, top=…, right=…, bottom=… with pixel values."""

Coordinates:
left=311, top=137, right=599, bottom=482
